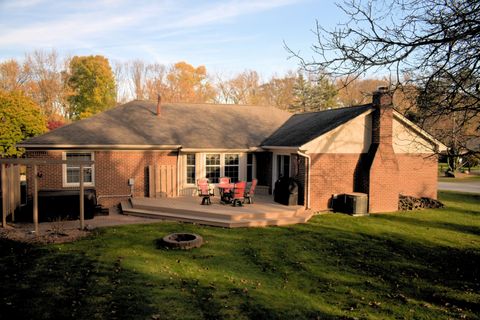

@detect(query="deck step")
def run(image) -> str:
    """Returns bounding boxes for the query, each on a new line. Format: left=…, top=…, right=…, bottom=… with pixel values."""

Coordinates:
left=121, top=198, right=311, bottom=228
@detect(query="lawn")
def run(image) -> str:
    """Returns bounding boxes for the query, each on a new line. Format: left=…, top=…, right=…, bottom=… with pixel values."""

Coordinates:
left=0, top=191, right=479, bottom=320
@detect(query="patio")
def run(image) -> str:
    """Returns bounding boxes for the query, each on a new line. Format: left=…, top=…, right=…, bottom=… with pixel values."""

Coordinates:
left=121, top=195, right=312, bottom=228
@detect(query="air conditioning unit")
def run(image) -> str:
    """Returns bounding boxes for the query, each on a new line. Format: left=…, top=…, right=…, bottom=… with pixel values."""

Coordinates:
left=332, top=192, right=368, bottom=215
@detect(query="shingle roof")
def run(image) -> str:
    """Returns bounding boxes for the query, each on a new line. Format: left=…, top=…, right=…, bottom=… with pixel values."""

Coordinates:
left=20, top=101, right=292, bottom=149
left=261, top=105, right=373, bottom=147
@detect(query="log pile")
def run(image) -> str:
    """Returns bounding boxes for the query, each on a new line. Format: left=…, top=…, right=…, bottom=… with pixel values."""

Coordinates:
left=398, top=195, right=444, bottom=211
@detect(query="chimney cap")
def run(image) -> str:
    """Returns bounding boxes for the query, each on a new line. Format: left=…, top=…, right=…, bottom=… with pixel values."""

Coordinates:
left=376, top=86, right=390, bottom=92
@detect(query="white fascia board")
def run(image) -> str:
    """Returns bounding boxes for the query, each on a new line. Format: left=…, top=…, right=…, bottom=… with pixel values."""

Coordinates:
left=180, top=148, right=251, bottom=153
left=393, top=111, right=447, bottom=152
left=18, top=144, right=182, bottom=150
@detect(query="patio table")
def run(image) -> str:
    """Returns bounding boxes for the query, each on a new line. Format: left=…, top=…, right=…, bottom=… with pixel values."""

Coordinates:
left=218, top=183, right=234, bottom=204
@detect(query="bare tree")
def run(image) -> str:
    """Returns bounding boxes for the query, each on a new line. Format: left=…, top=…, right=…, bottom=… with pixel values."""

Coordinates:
left=25, top=50, right=68, bottom=118
left=290, top=0, right=480, bottom=153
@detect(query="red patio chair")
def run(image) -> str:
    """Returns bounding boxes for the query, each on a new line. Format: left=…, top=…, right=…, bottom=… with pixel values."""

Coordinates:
left=197, top=178, right=213, bottom=205
left=231, top=181, right=246, bottom=207
left=244, top=178, right=258, bottom=204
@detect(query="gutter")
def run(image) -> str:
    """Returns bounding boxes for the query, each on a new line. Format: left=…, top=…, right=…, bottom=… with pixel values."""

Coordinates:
left=17, top=144, right=182, bottom=150
left=297, top=150, right=311, bottom=210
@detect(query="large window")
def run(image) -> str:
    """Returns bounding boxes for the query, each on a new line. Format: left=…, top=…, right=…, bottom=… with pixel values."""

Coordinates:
left=63, top=152, right=94, bottom=186
left=186, top=154, right=196, bottom=184
left=205, top=154, right=221, bottom=183
left=224, top=154, right=239, bottom=182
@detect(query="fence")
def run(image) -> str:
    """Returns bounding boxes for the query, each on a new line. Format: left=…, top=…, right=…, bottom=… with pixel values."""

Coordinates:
left=1, top=164, right=21, bottom=226
left=148, top=164, right=177, bottom=198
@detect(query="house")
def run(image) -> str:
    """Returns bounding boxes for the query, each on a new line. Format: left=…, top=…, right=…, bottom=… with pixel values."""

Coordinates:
left=18, top=88, right=446, bottom=213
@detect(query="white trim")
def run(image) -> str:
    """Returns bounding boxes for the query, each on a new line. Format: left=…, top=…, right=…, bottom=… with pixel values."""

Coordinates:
left=20, top=144, right=181, bottom=150
left=181, top=148, right=250, bottom=152
left=62, top=151, right=95, bottom=187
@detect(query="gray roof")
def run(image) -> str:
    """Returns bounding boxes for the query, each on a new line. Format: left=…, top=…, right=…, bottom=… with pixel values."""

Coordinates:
left=20, top=101, right=292, bottom=149
left=261, top=105, right=373, bottom=147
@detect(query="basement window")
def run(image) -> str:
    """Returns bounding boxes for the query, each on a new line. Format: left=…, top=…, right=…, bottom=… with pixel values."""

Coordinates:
left=63, top=152, right=94, bottom=187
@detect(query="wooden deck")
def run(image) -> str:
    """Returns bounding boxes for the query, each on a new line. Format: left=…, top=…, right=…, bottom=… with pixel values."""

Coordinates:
left=121, top=195, right=312, bottom=228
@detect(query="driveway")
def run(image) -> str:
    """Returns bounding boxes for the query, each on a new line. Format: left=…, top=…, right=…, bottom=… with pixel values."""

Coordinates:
left=438, top=180, right=480, bottom=194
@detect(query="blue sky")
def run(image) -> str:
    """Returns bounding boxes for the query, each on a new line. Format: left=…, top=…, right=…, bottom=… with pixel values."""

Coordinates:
left=0, top=0, right=341, bottom=78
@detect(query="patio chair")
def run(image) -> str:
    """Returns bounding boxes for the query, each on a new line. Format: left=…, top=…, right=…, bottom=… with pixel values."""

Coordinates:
left=231, top=181, right=247, bottom=207
left=244, top=178, right=258, bottom=204
left=197, top=178, right=213, bottom=205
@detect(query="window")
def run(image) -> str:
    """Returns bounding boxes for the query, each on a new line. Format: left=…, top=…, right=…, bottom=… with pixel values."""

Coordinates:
left=186, top=154, right=196, bottom=184
left=246, top=153, right=254, bottom=182
left=205, top=154, right=220, bottom=183
left=224, top=154, right=239, bottom=182
left=63, top=152, right=94, bottom=186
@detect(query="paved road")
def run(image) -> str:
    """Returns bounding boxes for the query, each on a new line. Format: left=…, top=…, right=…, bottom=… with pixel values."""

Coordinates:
left=438, top=181, right=480, bottom=194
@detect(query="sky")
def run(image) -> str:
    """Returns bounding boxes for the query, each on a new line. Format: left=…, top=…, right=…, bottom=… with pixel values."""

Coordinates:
left=0, top=0, right=342, bottom=78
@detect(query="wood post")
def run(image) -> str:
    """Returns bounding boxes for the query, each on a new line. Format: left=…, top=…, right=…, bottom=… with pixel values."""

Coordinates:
left=9, top=165, right=15, bottom=222
left=1, top=164, right=7, bottom=228
left=79, top=164, right=84, bottom=230
left=33, top=165, right=38, bottom=235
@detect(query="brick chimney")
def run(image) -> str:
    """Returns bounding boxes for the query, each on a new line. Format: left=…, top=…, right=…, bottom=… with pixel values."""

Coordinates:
left=156, top=94, right=162, bottom=116
left=366, top=87, right=400, bottom=212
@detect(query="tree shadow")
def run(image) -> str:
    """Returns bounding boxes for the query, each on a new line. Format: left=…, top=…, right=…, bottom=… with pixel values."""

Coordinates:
left=373, top=214, right=480, bottom=236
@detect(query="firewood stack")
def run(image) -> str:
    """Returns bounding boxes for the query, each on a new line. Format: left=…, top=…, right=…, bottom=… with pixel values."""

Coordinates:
left=398, top=195, right=444, bottom=211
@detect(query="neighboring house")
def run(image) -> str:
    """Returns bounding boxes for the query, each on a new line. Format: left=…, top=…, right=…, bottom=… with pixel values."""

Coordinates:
left=18, top=89, right=446, bottom=212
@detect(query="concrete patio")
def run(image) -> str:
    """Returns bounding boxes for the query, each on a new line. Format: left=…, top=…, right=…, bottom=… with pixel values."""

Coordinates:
left=121, top=195, right=312, bottom=228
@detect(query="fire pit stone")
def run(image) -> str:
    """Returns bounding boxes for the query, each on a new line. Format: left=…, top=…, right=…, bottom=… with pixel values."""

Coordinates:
left=160, top=233, right=203, bottom=250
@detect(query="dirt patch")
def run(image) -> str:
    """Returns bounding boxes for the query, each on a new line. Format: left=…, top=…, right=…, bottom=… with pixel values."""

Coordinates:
left=0, top=223, right=91, bottom=245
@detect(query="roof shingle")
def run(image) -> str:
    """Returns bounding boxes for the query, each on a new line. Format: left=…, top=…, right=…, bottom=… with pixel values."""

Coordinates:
left=20, top=101, right=292, bottom=149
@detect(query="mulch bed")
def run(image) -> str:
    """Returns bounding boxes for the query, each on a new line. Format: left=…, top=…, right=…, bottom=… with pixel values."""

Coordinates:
left=0, top=224, right=91, bottom=244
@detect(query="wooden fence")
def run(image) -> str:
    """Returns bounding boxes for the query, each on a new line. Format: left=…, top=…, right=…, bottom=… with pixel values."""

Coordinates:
left=1, top=164, right=21, bottom=226
left=148, top=165, right=177, bottom=198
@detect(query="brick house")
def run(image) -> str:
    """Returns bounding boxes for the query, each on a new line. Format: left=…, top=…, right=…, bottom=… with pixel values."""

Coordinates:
left=18, top=89, right=445, bottom=212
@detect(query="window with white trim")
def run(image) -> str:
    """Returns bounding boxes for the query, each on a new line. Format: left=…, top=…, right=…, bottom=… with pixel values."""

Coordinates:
left=205, top=154, right=220, bottom=183
left=186, top=153, right=196, bottom=184
left=63, top=152, right=94, bottom=186
left=224, top=154, right=239, bottom=182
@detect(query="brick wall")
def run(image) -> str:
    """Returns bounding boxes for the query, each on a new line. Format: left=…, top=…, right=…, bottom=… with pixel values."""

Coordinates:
left=25, top=150, right=177, bottom=207
left=397, top=153, right=438, bottom=199
left=309, top=153, right=364, bottom=210
left=306, top=151, right=437, bottom=212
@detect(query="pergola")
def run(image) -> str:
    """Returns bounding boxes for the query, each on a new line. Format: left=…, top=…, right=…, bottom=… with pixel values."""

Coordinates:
left=0, top=158, right=95, bottom=235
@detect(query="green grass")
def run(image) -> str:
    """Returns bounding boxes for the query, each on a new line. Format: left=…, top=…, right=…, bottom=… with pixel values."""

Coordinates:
left=1, top=191, right=479, bottom=319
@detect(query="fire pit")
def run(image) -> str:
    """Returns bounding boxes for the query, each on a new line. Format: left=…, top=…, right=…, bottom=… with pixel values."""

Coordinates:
left=160, top=233, right=203, bottom=250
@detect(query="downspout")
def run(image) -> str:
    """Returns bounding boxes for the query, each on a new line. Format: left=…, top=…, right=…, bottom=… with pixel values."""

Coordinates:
left=176, top=147, right=181, bottom=196
left=297, top=150, right=311, bottom=209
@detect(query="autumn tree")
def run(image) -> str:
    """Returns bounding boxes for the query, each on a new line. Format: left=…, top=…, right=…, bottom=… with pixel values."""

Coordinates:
left=144, top=63, right=168, bottom=101
left=0, top=59, right=31, bottom=92
left=66, top=55, right=116, bottom=119
left=259, top=72, right=297, bottom=110
left=293, top=0, right=480, bottom=153
left=164, top=62, right=215, bottom=103
left=0, top=90, right=47, bottom=157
